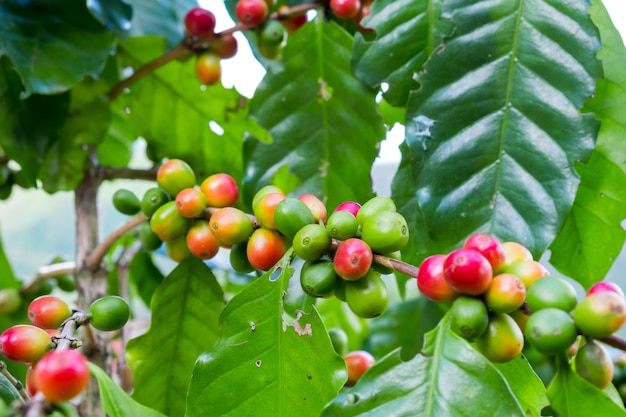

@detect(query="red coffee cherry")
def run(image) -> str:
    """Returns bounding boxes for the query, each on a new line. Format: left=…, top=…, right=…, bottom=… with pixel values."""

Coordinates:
left=462, top=233, right=506, bottom=272
left=443, top=249, right=493, bottom=296
left=344, top=350, right=375, bottom=386
left=200, top=173, right=239, bottom=208
left=235, top=0, right=268, bottom=27
left=333, top=238, right=373, bottom=281
left=184, top=7, right=216, bottom=38
left=196, top=52, right=222, bottom=85
left=417, top=254, right=459, bottom=303
left=34, top=349, right=90, bottom=403
left=210, top=34, right=239, bottom=59
left=330, top=0, right=362, bottom=19
left=0, top=325, right=51, bottom=363
left=28, top=295, right=72, bottom=329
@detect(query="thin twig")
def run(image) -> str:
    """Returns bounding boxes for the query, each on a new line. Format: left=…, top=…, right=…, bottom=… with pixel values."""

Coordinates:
left=84, top=214, right=147, bottom=270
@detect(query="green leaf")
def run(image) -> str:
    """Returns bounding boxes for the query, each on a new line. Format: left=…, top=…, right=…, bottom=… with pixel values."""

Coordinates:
left=0, top=372, right=21, bottom=406
left=352, top=0, right=452, bottom=106
left=0, top=230, right=20, bottom=289
left=547, top=354, right=626, bottom=417
left=185, top=253, right=346, bottom=417
left=495, top=356, right=549, bottom=417
left=322, top=317, right=525, bottom=416
left=115, top=36, right=269, bottom=182
left=549, top=0, right=626, bottom=287
left=88, top=363, right=167, bottom=417
left=244, top=17, right=386, bottom=210
left=87, top=0, right=133, bottom=38
left=126, top=257, right=224, bottom=417
left=394, top=0, right=602, bottom=259
left=129, top=250, right=164, bottom=307
left=0, top=0, right=115, bottom=97
left=365, top=296, right=444, bottom=361
left=127, top=0, right=196, bottom=48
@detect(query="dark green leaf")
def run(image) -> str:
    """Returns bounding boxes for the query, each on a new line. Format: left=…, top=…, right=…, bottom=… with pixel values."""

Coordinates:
left=129, top=250, right=164, bottom=306
left=126, top=257, right=224, bottom=417
left=0, top=0, right=115, bottom=96
left=0, top=230, right=20, bottom=289
left=352, top=0, right=452, bottom=106
left=365, top=296, right=444, bottom=361
left=394, top=0, right=602, bottom=260
left=547, top=354, right=626, bottom=417
left=88, top=363, right=167, bottom=417
left=495, top=356, right=549, bottom=417
left=115, top=36, right=269, bottom=182
left=322, top=317, right=525, bottom=416
left=97, top=104, right=136, bottom=168
left=549, top=0, right=626, bottom=287
left=127, top=0, right=196, bottom=48
left=244, top=17, right=385, bottom=210
left=185, top=252, right=346, bottom=417
left=0, top=372, right=21, bottom=406
left=87, top=0, right=133, bottom=38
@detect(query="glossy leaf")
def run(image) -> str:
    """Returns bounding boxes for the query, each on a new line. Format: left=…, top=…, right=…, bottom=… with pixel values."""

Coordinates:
left=0, top=0, right=115, bottom=97
left=0, top=230, right=20, bottom=289
left=114, top=36, right=269, bottom=182
left=547, top=354, right=626, bottom=417
left=126, top=257, right=224, bottom=417
left=317, top=297, right=369, bottom=353
left=185, top=252, right=346, bottom=417
left=549, top=0, right=626, bottom=287
left=394, top=0, right=602, bottom=260
left=0, top=372, right=21, bottom=406
left=322, top=317, right=525, bottom=416
left=495, top=356, right=549, bottom=417
left=87, top=0, right=133, bottom=38
left=244, top=17, right=385, bottom=211
left=352, top=0, right=452, bottom=106
left=89, top=363, right=167, bottom=417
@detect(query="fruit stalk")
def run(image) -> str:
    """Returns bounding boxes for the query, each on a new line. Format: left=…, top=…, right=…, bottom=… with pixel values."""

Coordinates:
left=0, top=360, right=28, bottom=400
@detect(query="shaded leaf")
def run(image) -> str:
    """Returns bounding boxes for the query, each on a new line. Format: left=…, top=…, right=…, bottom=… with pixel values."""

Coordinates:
left=87, top=0, right=133, bottom=38
left=549, top=0, right=626, bottom=287
left=88, top=363, right=167, bottom=417
left=317, top=297, right=369, bottom=353
left=0, top=0, right=115, bottom=97
left=547, top=354, right=626, bottom=417
left=126, top=257, right=224, bottom=417
left=127, top=0, right=196, bottom=48
left=115, top=36, right=269, bottom=182
left=244, top=17, right=385, bottom=211
left=365, top=296, right=444, bottom=361
left=394, top=0, right=602, bottom=260
left=0, top=230, right=20, bottom=289
left=352, top=0, right=452, bottom=106
left=185, top=252, right=346, bottom=417
left=0, top=372, right=21, bottom=406
left=322, top=317, right=525, bottom=416
left=129, top=250, right=164, bottom=307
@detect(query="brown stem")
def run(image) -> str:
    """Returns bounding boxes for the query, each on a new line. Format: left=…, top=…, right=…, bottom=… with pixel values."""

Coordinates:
left=84, top=214, right=147, bottom=270
left=21, top=262, right=77, bottom=294
left=598, top=335, right=626, bottom=351
left=100, top=166, right=159, bottom=181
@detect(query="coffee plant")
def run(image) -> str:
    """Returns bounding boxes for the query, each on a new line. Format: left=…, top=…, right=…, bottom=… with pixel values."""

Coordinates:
left=1, top=0, right=626, bottom=416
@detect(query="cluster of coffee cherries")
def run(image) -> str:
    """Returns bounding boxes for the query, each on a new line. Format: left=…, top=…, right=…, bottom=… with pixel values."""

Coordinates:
left=416, top=234, right=626, bottom=388
left=0, top=295, right=129, bottom=404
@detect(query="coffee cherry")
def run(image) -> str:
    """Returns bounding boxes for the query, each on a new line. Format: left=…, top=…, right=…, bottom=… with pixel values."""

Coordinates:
left=326, top=210, right=359, bottom=241
left=200, top=173, right=239, bottom=208
left=235, top=0, right=268, bottom=27
left=150, top=201, right=192, bottom=241
left=273, top=198, right=315, bottom=240
left=330, top=0, right=362, bottom=19
left=333, top=201, right=361, bottom=217
left=449, top=296, right=489, bottom=341
left=300, top=260, right=339, bottom=298
left=462, top=233, right=506, bottom=272
left=525, top=308, right=578, bottom=355
left=252, top=185, right=284, bottom=209
left=229, top=241, right=255, bottom=274
left=484, top=273, right=526, bottom=313
left=28, top=295, right=73, bottom=329
left=0, top=325, right=51, bottom=363
left=89, top=295, right=130, bottom=331
left=210, top=34, right=238, bottom=59
left=587, top=281, right=625, bottom=299
left=280, top=8, right=307, bottom=34
left=253, top=192, right=286, bottom=230
left=443, top=249, right=493, bottom=296
left=525, top=276, right=577, bottom=313
left=345, top=270, right=388, bottom=318
left=344, top=350, right=375, bottom=386
left=157, top=159, right=196, bottom=197
left=293, top=223, right=331, bottom=262
left=175, top=187, right=207, bottom=218
left=186, top=219, right=220, bottom=260
left=165, top=235, right=193, bottom=262
left=474, top=313, right=524, bottom=363
left=184, top=7, right=216, bottom=38
left=575, top=340, right=614, bottom=389
left=333, top=238, right=373, bottom=281
left=196, top=52, right=222, bottom=85
left=209, top=207, right=254, bottom=246
left=140, top=187, right=170, bottom=218
left=259, top=20, right=286, bottom=47
left=502, top=259, right=549, bottom=288
left=247, top=228, right=288, bottom=271
left=297, top=194, right=327, bottom=224
left=0, top=288, right=22, bottom=314
left=34, top=350, right=89, bottom=403
left=360, top=211, right=409, bottom=254
left=328, top=328, right=348, bottom=356
left=356, top=196, right=396, bottom=227
left=139, top=220, right=163, bottom=251
left=573, top=291, right=626, bottom=338
left=500, top=241, right=533, bottom=270
left=112, top=189, right=141, bottom=215
left=416, top=254, right=459, bottom=303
